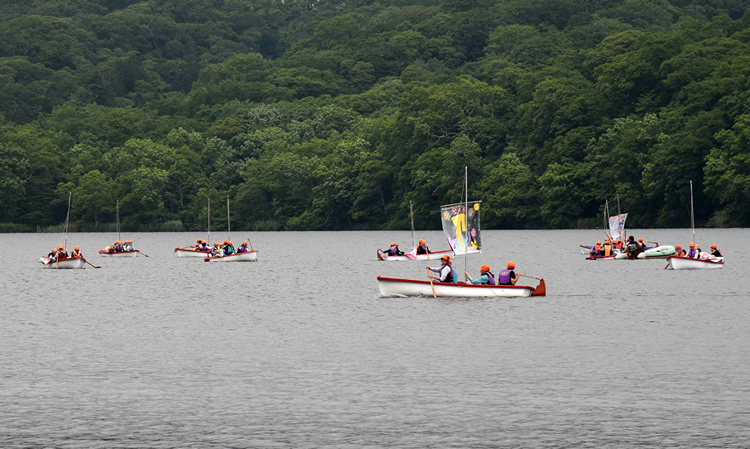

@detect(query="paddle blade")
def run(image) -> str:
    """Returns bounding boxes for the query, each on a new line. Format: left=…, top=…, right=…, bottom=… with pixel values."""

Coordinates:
left=377, top=251, right=384, bottom=261
left=531, top=278, right=546, bottom=297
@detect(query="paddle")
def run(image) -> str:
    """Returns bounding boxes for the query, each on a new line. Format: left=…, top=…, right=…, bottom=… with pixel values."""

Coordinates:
left=136, top=250, right=149, bottom=257
left=247, top=236, right=255, bottom=251
left=518, top=273, right=542, bottom=280
left=426, top=267, right=436, bottom=298
left=82, top=257, right=101, bottom=268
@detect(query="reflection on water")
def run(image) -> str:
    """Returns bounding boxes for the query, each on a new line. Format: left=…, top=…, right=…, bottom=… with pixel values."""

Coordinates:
left=1, top=229, right=749, bottom=447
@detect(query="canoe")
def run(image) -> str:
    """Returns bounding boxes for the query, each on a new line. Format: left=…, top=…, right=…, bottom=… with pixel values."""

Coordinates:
left=377, top=276, right=546, bottom=298
left=204, top=250, right=258, bottom=262
left=637, top=245, right=676, bottom=259
left=174, top=248, right=212, bottom=258
left=99, top=249, right=139, bottom=257
left=666, top=255, right=724, bottom=270
left=377, top=249, right=453, bottom=261
left=40, top=257, right=86, bottom=269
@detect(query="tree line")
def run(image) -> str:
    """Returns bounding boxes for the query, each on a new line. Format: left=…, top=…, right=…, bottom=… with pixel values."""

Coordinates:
left=1, top=0, right=749, bottom=232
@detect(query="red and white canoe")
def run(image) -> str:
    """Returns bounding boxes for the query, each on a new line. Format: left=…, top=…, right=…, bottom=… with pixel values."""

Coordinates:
left=377, top=276, right=546, bottom=298
left=204, top=250, right=258, bottom=262
left=98, top=249, right=140, bottom=257
left=666, top=255, right=724, bottom=270
left=174, top=247, right=211, bottom=258
left=40, top=257, right=86, bottom=269
left=377, top=249, right=453, bottom=262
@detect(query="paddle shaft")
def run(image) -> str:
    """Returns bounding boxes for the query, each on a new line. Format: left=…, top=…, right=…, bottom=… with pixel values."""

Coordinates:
left=137, top=250, right=149, bottom=257
left=427, top=267, right=436, bottom=298
left=519, top=273, right=542, bottom=280
left=83, top=257, right=101, bottom=268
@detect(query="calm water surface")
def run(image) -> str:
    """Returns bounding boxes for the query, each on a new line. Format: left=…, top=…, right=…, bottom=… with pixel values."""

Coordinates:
left=1, top=229, right=749, bottom=448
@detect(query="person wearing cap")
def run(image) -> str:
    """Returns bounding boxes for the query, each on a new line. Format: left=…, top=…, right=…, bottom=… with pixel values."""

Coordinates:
left=601, top=238, right=614, bottom=256
left=674, top=244, right=686, bottom=257
left=625, top=236, right=640, bottom=259
left=497, top=261, right=519, bottom=285
left=70, top=246, right=83, bottom=258
left=237, top=241, right=249, bottom=253
left=111, top=240, right=123, bottom=252
left=590, top=241, right=603, bottom=257
left=427, top=255, right=455, bottom=283
left=384, top=242, right=404, bottom=256
left=57, top=244, right=69, bottom=259
left=47, top=248, right=58, bottom=262
left=123, top=240, right=134, bottom=251
left=686, top=242, right=700, bottom=258
left=221, top=240, right=235, bottom=256
left=194, top=238, right=203, bottom=250
left=415, top=239, right=431, bottom=255
left=709, top=244, right=722, bottom=258
left=210, top=241, right=221, bottom=257
left=636, top=237, right=647, bottom=251
left=465, top=264, right=495, bottom=285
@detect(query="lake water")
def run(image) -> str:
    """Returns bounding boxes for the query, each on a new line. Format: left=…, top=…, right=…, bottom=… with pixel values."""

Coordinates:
left=2, top=229, right=749, bottom=448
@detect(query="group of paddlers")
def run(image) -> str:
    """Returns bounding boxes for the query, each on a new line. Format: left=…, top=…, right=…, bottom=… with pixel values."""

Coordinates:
left=45, top=244, right=83, bottom=262
left=190, top=238, right=251, bottom=257
left=102, top=240, right=135, bottom=253
left=590, top=236, right=648, bottom=259
left=425, top=255, right=521, bottom=286
left=381, top=239, right=432, bottom=256
left=674, top=242, right=722, bottom=259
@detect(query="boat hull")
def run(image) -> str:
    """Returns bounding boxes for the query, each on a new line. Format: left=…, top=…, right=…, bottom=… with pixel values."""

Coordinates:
left=99, top=249, right=139, bottom=257
left=174, top=248, right=211, bottom=258
left=377, top=276, right=544, bottom=297
left=377, top=249, right=453, bottom=261
left=637, top=245, right=676, bottom=259
left=666, top=256, right=724, bottom=270
left=585, top=254, right=618, bottom=261
left=40, top=257, right=86, bottom=269
left=204, top=251, right=258, bottom=262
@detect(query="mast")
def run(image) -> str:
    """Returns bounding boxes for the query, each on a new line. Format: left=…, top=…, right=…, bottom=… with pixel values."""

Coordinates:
left=464, top=166, right=469, bottom=278
left=64, top=192, right=72, bottom=249
left=604, top=200, right=609, bottom=233
left=116, top=199, right=121, bottom=242
left=690, top=180, right=695, bottom=243
left=617, top=194, right=623, bottom=241
left=227, top=196, right=231, bottom=242
left=207, top=198, right=211, bottom=245
left=410, top=201, right=415, bottom=251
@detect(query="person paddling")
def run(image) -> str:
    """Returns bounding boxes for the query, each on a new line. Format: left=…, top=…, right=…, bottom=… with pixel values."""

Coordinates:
left=465, top=264, right=495, bottom=285
left=710, top=244, right=722, bottom=258
left=416, top=239, right=431, bottom=255
left=383, top=242, right=404, bottom=256
left=497, top=261, right=519, bottom=285
left=427, top=255, right=455, bottom=283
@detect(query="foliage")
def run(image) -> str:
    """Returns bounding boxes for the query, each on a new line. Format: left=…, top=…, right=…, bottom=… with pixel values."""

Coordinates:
left=1, top=0, right=750, bottom=230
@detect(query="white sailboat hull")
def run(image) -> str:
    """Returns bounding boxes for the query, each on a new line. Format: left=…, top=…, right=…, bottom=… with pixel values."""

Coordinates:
left=666, top=256, right=724, bottom=270
left=99, top=249, right=139, bottom=257
left=174, top=248, right=211, bottom=258
left=204, top=251, right=258, bottom=262
left=377, top=277, right=542, bottom=298
left=40, top=257, right=86, bottom=269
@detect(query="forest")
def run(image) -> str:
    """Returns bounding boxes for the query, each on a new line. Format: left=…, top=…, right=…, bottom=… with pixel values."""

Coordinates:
left=1, top=0, right=749, bottom=232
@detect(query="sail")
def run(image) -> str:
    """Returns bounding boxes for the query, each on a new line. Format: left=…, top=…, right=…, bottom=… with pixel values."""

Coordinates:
left=608, top=213, right=627, bottom=242
left=440, top=201, right=481, bottom=255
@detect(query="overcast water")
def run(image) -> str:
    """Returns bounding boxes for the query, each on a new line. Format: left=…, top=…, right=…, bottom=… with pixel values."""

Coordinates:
left=1, top=229, right=748, bottom=448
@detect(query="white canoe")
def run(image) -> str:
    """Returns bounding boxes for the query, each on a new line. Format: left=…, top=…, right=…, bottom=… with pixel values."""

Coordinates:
left=377, top=249, right=453, bottom=261
left=666, top=255, right=724, bottom=270
left=637, top=245, right=676, bottom=259
left=174, top=247, right=211, bottom=258
left=40, top=257, right=86, bottom=269
left=99, top=249, right=139, bottom=257
left=204, top=250, right=258, bottom=262
left=377, top=276, right=545, bottom=298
